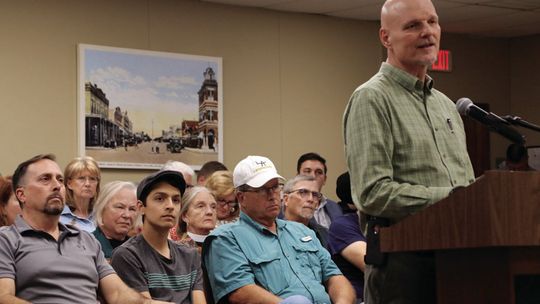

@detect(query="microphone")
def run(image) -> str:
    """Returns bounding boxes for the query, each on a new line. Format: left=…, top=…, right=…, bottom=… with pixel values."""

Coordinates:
left=456, top=98, right=525, bottom=144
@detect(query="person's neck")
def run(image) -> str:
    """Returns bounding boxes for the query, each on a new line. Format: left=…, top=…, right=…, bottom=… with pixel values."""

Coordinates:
left=100, top=226, right=126, bottom=241
left=256, top=218, right=277, bottom=233
left=142, top=224, right=171, bottom=258
left=73, top=197, right=91, bottom=218
left=386, top=59, right=428, bottom=83
left=22, top=211, right=61, bottom=240
left=188, top=227, right=211, bottom=236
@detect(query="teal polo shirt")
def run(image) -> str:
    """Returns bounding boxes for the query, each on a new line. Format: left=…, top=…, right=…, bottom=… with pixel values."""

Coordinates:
left=204, top=212, right=341, bottom=304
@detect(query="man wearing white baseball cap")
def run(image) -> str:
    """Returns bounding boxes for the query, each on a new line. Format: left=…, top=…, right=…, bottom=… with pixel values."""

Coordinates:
left=203, top=156, right=355, bottom=304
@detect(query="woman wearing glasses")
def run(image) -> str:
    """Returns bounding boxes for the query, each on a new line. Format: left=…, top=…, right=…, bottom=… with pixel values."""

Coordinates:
left=60, top=156, right=101, bottom=232
left=205, top=170, right=239, bottom=226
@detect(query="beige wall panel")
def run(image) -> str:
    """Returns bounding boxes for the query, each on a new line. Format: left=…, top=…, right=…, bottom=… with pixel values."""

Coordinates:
left=510, top=35, right=540, bottom=149
left=278, top=14, right=381, bottom=195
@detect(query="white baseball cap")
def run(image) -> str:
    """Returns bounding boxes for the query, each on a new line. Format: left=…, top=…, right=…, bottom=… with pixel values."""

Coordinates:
left=233, top=156, right=284, bottom=188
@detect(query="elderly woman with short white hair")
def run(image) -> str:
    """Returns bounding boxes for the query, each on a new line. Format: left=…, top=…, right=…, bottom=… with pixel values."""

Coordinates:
left=92, top=181, right=138, bottom=260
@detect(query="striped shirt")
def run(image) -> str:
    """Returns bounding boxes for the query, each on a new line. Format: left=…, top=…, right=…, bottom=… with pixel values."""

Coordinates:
left=343, top=62, right=475, bottom=228
left=111, top=235, right=203, bottom=303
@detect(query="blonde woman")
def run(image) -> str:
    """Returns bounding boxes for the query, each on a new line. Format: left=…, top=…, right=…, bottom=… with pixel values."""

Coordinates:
left=60, top=156, right=101, bottom=232
left=204, top=170, right=239, bottom=226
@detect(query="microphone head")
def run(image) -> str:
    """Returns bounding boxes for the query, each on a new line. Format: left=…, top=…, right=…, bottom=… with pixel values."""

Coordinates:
left=456, top=98, right=473, bottom=115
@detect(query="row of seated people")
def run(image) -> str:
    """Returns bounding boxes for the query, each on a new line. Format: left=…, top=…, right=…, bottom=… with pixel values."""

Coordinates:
left=0, top=154, right=366, bottom=304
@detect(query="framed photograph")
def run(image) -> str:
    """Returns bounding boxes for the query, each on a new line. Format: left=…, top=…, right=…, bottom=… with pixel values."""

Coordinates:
left=78, top=44, right=222, bottom=169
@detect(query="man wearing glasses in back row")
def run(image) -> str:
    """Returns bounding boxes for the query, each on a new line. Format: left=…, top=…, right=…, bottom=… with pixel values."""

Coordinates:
left=203, top=155, right=355, bottom=304
left=282, top=175, right=329, bottom=249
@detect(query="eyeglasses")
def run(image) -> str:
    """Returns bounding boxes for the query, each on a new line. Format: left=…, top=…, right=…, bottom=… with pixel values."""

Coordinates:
left=73, top=176, right=99, bottom=184
left=241, top=184, right=283, bottom=197
left=287, top=188, right=323, bottom=201
left=216, top=198, right=237, bottom=206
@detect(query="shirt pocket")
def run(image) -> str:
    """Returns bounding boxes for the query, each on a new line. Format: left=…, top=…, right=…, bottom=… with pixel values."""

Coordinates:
left=245, top=250, right=288, bottom=294
left=292, top=243, right=322, bottom=280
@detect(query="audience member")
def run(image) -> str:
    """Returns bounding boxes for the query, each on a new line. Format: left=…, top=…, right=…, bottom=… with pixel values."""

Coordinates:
left=282, top=175, right=329, bottom=248
left=343, top=0, right=475, bottom=301
left=111, top=170, right=205, bottom=303
left=161, top=160, right=195, bottom=187
left=203, top=155, right=355, bottom=304
left=197, top=161, right=228, bottom=186
left=0, top=154, right=171, bottom=304
left=61, top=156, right=101, bottom=232
left=205, top=170, right=239, bottom=226
left=0, top=176, right=21, bottom=227
left=175, top=186, right=217, bottom=252
left=161, top=161, right=195, bottom=240
left=297, top=152, right=342, bottom=229
left=328, top=172, right=367, bottom=303
left=336, top=172, right=358, bottom=214
left=501, top=143, right=535, bottom=171
left=93, top=181, right=138, bottom=260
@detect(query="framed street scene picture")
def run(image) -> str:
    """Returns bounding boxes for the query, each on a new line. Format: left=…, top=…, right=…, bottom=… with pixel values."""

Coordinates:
left=78, top=44, right=222, bottom=169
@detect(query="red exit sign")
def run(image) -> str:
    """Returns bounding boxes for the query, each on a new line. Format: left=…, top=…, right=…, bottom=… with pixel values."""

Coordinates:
left=431, top=49, right=452, bottom=72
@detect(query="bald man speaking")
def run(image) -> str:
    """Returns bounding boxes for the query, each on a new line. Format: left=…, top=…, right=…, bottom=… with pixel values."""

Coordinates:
left=343, top=0, right=475, bottom=302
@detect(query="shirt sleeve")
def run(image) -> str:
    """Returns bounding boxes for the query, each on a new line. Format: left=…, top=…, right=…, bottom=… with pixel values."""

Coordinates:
left=0, top=229, right=15, bottom=279
left=192, top=252, right=204, bottom=291
left=328, top=215, right=366, bottom=255
left=92, top=236, right=115, bottom=279
left=312, top=229, right=342, bottom=283
left=110, top=246, right=148, bottom=292
left=203, top=232, right=255, bottom=303
left=343, top=87, right=452, bottom=221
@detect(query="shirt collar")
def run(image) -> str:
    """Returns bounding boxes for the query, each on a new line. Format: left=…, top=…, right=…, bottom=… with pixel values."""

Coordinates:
left=14, top=214, right=80, bottom=236
left=61, top=204, right=94, bottom=221
left=380, top=62, right=434, bottom=93
left=239, top=211, right=287, bottom=234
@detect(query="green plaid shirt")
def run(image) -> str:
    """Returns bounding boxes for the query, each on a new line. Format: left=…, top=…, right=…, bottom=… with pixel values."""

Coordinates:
left=343, top=63, right=475, bottom=226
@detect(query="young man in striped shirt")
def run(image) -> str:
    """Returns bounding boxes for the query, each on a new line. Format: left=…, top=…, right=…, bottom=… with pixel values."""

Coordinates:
left=111, top=170, right=206, bottom=303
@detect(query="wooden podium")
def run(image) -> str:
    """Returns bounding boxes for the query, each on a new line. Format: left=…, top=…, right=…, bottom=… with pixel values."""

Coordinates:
left=379, top=171, right=540, bottom=304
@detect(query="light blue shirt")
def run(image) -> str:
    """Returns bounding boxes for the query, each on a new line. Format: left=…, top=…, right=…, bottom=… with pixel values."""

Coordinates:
left=59, top=205, right=96, bottom=232
left=204, top=212, right=341, bottom=304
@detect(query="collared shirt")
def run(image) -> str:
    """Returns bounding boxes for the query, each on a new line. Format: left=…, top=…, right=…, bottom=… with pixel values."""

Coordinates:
left=59, top=205, right=96, bottom=232
left=313, top=198, right=331, bottom=228
left=313, top=196, right=343, bottom=229
left=204, top=212, right=341, bottom=304
left=343, top=62, right=475, bottom=229
left=0, top=215, right=114, bottom=303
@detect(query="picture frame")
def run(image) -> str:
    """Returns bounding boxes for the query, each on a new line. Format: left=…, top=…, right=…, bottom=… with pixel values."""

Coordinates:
left=77, top=44, right=223, bottom=170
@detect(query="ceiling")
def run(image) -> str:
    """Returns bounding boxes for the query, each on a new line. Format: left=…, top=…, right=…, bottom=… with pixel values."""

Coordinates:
left=200, top=0, right=540, bottom=38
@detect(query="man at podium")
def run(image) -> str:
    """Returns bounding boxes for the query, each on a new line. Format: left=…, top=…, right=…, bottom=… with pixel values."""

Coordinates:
left=343, top=0, right=476, bottom=302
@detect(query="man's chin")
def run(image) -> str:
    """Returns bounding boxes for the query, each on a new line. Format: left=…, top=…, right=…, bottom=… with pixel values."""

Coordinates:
left=43, top=207, right=63, bottom=216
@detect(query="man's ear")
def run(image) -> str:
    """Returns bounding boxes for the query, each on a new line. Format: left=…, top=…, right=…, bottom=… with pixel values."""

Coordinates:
left=137, top=200, right=145, bottom=213
left=282, top=194, right=289, bottom=208
left=380, top=28, right=391, bottom=48
left=236, top=191, right=245, bottom=208
left=15, top=187, right=25, bottom=205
